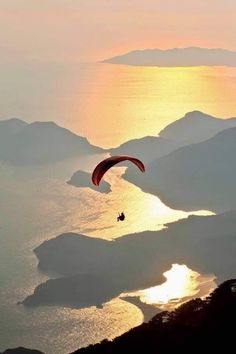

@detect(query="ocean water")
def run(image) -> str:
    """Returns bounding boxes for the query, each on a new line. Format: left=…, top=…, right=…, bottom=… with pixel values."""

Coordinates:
left=1, top=63, right=236, bottom=352
left=0, top=157, right=213, bottom=353
left=1, top=63, right=236, bottom=147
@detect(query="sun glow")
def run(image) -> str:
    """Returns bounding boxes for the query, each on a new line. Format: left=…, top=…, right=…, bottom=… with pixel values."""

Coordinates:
left=138, top=264, right=215, bottom=310
left=67, top=65, right=236, bottom=148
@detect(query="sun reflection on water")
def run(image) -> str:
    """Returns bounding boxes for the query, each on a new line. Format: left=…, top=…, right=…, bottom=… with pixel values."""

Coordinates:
left=69, top=65, right=236, bottom=148
left=65, top=167, right=214, bottom=239
left=134, top=264, right=216, bottom=311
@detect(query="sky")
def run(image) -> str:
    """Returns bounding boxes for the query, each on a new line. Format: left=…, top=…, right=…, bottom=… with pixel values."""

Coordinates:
left=1, top=0, right=236, bottom=62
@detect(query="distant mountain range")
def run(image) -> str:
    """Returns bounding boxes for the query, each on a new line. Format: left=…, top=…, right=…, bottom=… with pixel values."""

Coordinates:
left=103, top=47, right=236, bottom=67
left=111, top=111, right=236, bottom=163
left=2, top=111, right=236, bottom=211
left=159, top=110, right=236, bottom=144
left=125, top=123, right=236, bottom=212
left=111, top=136, right=180, bottom=163
left=0, top=118, right=103, bottom=164
left=1, top=111, right=236, bottom=166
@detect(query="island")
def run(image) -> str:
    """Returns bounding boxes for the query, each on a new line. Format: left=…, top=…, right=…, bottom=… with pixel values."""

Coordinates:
left=22, top=211, right=236, bottom=309
left=103, top=47, right=236, bottom=67
left=67, top=170, right=111, bottom=193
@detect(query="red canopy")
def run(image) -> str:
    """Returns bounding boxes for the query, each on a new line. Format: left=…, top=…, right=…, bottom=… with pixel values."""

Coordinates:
left=92, top=155, right=145, bottom=186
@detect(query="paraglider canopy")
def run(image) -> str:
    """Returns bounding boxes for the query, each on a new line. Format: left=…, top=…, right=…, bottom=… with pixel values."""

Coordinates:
left=91, top=155, right=145, bottom=186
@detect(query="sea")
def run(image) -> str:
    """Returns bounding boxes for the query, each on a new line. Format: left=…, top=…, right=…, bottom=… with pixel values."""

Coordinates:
left=0, top=62, right=236, bottom=353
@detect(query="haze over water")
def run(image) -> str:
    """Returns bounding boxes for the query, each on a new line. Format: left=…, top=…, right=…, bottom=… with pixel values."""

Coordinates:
left=1, top=1, right=236, bottom=352
left=0, top=62, right=235, bottom=353
left=1, top=63, right=236, bottom=147
left=0, top=157, right=214, bottom=354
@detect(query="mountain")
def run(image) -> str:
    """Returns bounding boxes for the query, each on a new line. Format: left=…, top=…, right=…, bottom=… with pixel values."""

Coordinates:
left=111, top=112, right=236, bottom=163
left=103, top=47, right=236, bottom=67
left=125, top=126, right=236, bottom=212
left=110, top=136, right=180, bottom=163
left=0, top=119, right=103, bottom=164
left=72, top=279, right=236, bottom=353
left=22, top=211, right=236, bottom=309
left=67, top=170, right=111, bottom=193
left=1, top=112, right=234, bottom=165
left=159, top=111, right=236, bottom=144
left=0, top=118, right=28, bottom=138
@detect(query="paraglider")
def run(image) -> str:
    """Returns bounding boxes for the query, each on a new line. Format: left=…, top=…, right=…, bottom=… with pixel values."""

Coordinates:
left=91, top=155, right=145, bottom=186
left=91, top=155, right=145, bottom=222
left=117, top=212, right=125, bottom=222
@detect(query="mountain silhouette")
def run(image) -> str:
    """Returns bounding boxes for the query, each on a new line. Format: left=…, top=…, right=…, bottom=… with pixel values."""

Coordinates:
left=159, top=110, right=236, bottom=144
left=125, top=125, right=236, bottom=212
left=111, top=136, right=180, bottom=163
left=103, top=47, right=236, bottom=67
left=0, top=119, right=103, bottom=164
left=111, top=111, right=236, bottom=164
left=0, top=112, right=235, bottom=165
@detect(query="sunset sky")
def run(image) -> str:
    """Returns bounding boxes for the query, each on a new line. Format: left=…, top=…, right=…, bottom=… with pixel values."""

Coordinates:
left=0, top=3, right=236, bottom=353
left=1, top=0, right=236, bottom=62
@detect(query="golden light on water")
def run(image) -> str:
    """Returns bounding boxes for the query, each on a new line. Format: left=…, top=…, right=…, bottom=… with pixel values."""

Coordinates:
left=64, top=167, right=213, bottom=239
left=68, top=65, right=236, bottom=148
left=137, top=264, right=216, bottom=310
left=141, top=264, right=199, bottom=304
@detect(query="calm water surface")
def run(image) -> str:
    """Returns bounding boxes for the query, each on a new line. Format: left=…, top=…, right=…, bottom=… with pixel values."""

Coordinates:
left=1, top=63, right=236, bottom=147
left=0, top=63, right=235, bottom=352
left=0, top=157, right=213, bottom=353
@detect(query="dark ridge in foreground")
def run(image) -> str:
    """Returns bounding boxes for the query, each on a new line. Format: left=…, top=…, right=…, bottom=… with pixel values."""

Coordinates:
left=72, top=279, right=236, bottom=353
